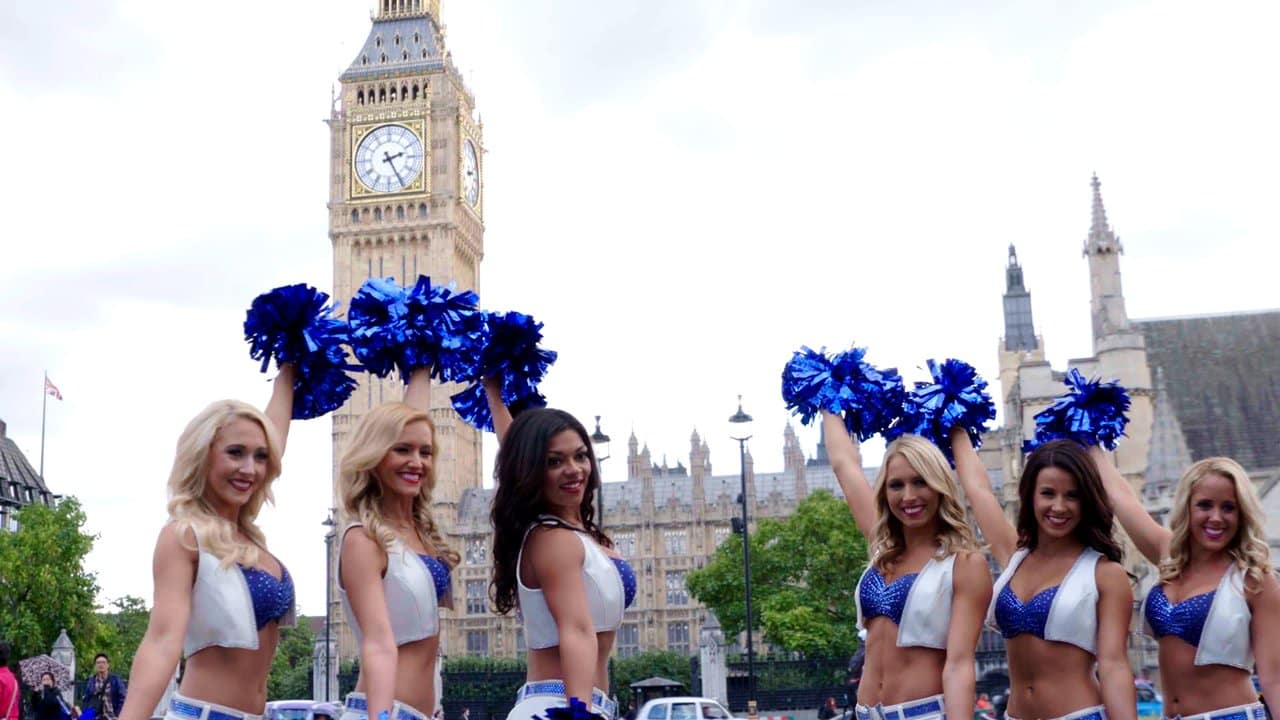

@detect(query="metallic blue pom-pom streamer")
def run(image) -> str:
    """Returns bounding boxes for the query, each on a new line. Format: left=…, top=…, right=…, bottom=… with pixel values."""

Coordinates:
left=885, top=358, right=997, bottom=460
left=243, top=283, right=359, bottom=420
left=781, top=346, right=905, bottom=440
left=451, top=310, right=558, bottom=432
left=1025, top=368, right=1131, bottom=452
left=347, top=275, right=485, bottom=383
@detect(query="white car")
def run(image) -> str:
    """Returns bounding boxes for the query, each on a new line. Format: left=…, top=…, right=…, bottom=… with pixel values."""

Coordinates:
left=637, top=697, right=746, bottom=720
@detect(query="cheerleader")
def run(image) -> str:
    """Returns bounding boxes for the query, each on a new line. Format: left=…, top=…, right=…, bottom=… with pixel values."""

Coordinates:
left=1094, top=449, right=1280, bottom=717
left=955, top=432, right=1135, bottom=720
left=823, top=412, right=991, bottom=720
left=337, top=368, right=458, bottom=720
left=120, top=366, right=297, bottom=720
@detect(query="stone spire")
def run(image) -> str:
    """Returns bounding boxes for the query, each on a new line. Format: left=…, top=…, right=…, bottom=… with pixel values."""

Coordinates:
left=1083, top=174, right=1133, bottom=348
left=1002, top=244, right=1038, bottom=352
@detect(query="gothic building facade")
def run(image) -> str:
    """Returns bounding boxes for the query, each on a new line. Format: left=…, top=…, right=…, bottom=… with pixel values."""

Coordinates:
left=0, top=419, right=57, bottom=531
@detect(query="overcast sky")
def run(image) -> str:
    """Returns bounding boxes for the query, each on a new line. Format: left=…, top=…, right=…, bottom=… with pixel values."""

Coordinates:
left=2, top=0, right=1277, bottom=620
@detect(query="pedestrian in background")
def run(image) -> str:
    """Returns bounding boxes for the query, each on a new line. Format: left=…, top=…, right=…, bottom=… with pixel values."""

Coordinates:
left=83, top=653, right=127, bottom=719
left=817, top=697, right=837, bottom=720
left=0, top=642, right=19, bottom=720
left=33, top=671, right=78, bottom=720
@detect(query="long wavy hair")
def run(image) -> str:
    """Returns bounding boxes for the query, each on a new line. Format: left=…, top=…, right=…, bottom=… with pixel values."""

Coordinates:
left=1160, top=456, right=1274, bottom=592
left=490, top=408, right=609, bottom=615
left=1016, top=440, right=1123, bottom=564
left=167, top=400, right=282, bottom=567
left=338, top=402, right=459, bottom=568
left=870, top=435, right=981, bottom=572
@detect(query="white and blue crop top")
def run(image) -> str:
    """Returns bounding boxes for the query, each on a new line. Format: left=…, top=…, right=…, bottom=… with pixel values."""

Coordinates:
left=1142, top=564, right=1254, bottom=670
left=338, top=523, right=451, bottom=647
left=517, top=517, right=637, bottom=650
left=986, top=547, right=1101, bottom=655
left=184, top=530, right=296, bottom=657
left=855, top=553, right=956, bottom=649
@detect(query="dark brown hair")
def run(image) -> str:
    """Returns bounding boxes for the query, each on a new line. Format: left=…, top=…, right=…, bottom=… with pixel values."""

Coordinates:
left=489, top=408, right=610, bottom=615
left=1017, top=440, right=1123, bottom=564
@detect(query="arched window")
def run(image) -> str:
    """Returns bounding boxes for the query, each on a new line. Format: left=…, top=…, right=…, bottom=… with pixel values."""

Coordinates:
left=418, top=203, right=428, bottom=218
left=400, top=84, right=408, bottom=98
left=379, top=86, right=386, bottom=102
left=374, top=207, right=383, bottom=221
left=396, top=206, right=406, bottom=221
left=389, top=85, right=397, bottom=101
left=375, top=36, right=382, bottom=48
left=357, top=90, right=365, bottom=105
left=351, top=209, right=360, bottom=224
left=380, top=53, right=388, bottom=64
left=412, top=83, right=419, bottom=100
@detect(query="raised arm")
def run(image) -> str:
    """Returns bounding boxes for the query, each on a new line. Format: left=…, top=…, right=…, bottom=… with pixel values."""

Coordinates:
left=1250, top=571, right=1280, bottom=711
left=263, top=362, right=296, bottom=453
left=821, top=411, right=876, bottom=538
left=950, top=426, right=1017, bottom=567
left=941, top=552, right=993, bottom=719
left=1095, top=561, right=1137, bottom=720
left=340, top=528, right=398, bottom=718
left=118, top=524, right=197, bottom=720
left=529, top=528, right=597, bottom=701
left=404, top=367, right=432, bottom=411
left=1088, top=446, right=1169, bottom=564
left=483, top=376, right=514, bottom=444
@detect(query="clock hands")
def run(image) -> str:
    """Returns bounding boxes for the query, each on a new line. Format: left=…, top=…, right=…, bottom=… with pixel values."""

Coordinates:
left=382, top=149, right=407, bottom=187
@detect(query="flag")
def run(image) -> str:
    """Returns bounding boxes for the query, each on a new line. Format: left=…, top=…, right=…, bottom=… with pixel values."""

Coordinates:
left=45, top=376, right=63, bottom=400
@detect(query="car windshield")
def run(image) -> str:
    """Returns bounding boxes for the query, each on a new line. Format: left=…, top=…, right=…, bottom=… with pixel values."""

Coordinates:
left=672, top=703, right=697, bottom=720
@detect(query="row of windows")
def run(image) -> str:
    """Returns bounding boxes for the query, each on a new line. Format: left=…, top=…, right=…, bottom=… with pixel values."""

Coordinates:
left=350, top=203, right=428, bottom=224
left=355, top=80, right=427, bottom=105
left=380, top=0, right=425, bottom=16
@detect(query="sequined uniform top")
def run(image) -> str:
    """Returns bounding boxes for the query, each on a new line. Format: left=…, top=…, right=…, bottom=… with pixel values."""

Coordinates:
left=611, top=557, right=638, bottom=609
left=184, top=530, right=297, bottom=657
left=985, top=547, right=1101, bottom=655
left=338, top=523, right=447, bottom=646
left=239, top=565, right=296, bottom=630
left=418, top=554, right=452, bottom=602
left=855, top=554, right=957, bottom=649
left=1140, top=566, right=1255, bottom=670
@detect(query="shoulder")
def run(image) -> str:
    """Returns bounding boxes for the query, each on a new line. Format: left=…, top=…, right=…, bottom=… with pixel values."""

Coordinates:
left=526, top=525, right=586, bottom=560
left=1246, top=567, right=1280, bottom=602
left=156, top=522, right=198, bottom=562
left=951, top=551, right=993, bottom=595
left=1093, top=558, right=1132, bottom=593
left=341, top=524, right=386, bottom=559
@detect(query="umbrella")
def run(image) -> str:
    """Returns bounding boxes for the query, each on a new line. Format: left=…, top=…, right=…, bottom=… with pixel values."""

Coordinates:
left=19, top=654, right=73, bottom=689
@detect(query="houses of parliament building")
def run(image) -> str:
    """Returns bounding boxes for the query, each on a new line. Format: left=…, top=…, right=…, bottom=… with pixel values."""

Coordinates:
left=323, top=2, right=1280, bottom=674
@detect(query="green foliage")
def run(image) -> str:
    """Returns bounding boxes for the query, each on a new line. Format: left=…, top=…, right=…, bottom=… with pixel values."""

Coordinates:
left=0, top=498, right=104, bottom=670
left=268, top=622, right=317, bottom=700
left=442, top=656, right=527, bottom=703
left=96, top=595, right=150, bottom=679
left=611, top=650, right=691, bottom=710
left=686, top=491, right=867, bottom=658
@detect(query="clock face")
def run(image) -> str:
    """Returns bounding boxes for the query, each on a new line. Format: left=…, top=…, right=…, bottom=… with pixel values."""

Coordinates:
left=355, top=124, right=424, bottom=193
left=461, top=138, right=480, bottom=207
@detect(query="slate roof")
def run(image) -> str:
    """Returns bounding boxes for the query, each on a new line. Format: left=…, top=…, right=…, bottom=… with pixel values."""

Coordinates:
left=341, top=17, right=444, bottom=82
left=1136, top=310, right=1280, bottom=471
left=0, top=420, right=51, bottom=507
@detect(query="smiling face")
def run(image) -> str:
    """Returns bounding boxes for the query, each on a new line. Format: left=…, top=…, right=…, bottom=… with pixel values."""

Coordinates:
left=1188, top=472, right=1239, bottom=553
left=204, top=417, right=270, bottom=519
left=882, top=453, right=939, bottom=530
left=373, top=419, right=434, bottom=500
left=542, top=428, right=593, bottom=518
left=1033, top=465, right=1082, bottom=540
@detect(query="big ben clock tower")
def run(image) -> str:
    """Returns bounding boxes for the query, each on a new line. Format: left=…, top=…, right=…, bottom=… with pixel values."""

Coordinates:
left=327, top=0, right=485, bottom=663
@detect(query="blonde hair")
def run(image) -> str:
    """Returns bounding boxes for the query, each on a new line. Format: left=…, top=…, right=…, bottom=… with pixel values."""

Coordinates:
left=870, top=434, right=981, bottom=572
left=338, top=403, right=459, bottom=567
left=1160, top=456, right=1274, bottom=592
left=167, top=400, right=283, bottom=567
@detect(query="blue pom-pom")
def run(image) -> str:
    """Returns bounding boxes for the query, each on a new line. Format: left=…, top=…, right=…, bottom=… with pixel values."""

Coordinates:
left=1025, top=368, right=1131, bottom=452
left=244, top=283, right=359, bottom=420
left=347, top=275, right=485, bottom=383
left=780, top=346, right=904, bottom=440
left=539, top=698, right=604, bottom=720
left=886, top=358, right=997, bottom=460
left=451, top=310, right=557, bottom=432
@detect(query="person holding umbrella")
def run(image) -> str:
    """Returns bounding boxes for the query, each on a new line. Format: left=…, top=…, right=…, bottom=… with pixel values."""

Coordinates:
left=33, top=671, right=78, bottom=720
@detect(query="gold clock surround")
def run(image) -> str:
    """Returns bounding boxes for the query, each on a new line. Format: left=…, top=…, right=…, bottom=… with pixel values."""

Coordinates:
left=349, top=118, right=430, bottom=201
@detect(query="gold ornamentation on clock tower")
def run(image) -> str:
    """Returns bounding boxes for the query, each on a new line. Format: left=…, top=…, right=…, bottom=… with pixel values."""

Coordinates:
left=327, top=0, right=485, bottom=663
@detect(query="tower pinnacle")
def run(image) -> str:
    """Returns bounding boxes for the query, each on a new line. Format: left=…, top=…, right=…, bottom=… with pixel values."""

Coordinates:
left=1002, top=244, right=1038, bottom=352
left=1085, top=173, right=1123, bottom=256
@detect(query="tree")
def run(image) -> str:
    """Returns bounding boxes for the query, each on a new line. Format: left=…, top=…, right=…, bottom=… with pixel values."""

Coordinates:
left=0, top=498, right=104, bottom=670
left=97, top=595, right=150, bottom=679
left=268, top=622, right=316, bottom=700
left=611, top=650, right=691, bottom=710
left=686, top=490, right=868, bottom=658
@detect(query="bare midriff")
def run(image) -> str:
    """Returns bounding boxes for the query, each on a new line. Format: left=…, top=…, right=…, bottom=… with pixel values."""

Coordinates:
left=353, top=633, right=441, bottom=714
left=1004, top=635, right=1101, bottom=719
left=527, top=630, right=617, bottom=695
left=856, top=617, right=945, bottom=707
left=1157, top=639, right=1257, bottom=717
left=178, top=625, right=279, bottom=714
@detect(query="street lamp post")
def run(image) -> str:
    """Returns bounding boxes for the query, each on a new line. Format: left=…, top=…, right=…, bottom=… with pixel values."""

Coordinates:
left=322, top=509, right=337, bottom=702
left=728, top=396, right=756, bottom=719
left=590, top=415, right=611, bottom=528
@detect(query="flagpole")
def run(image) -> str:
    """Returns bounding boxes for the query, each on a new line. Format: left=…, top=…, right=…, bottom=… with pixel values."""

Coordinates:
left=40, top=370, right=48, bottom=478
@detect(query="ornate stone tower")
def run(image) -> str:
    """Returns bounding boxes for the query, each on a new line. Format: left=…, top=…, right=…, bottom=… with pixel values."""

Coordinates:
left=327, top=0, right=485, bottom=661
